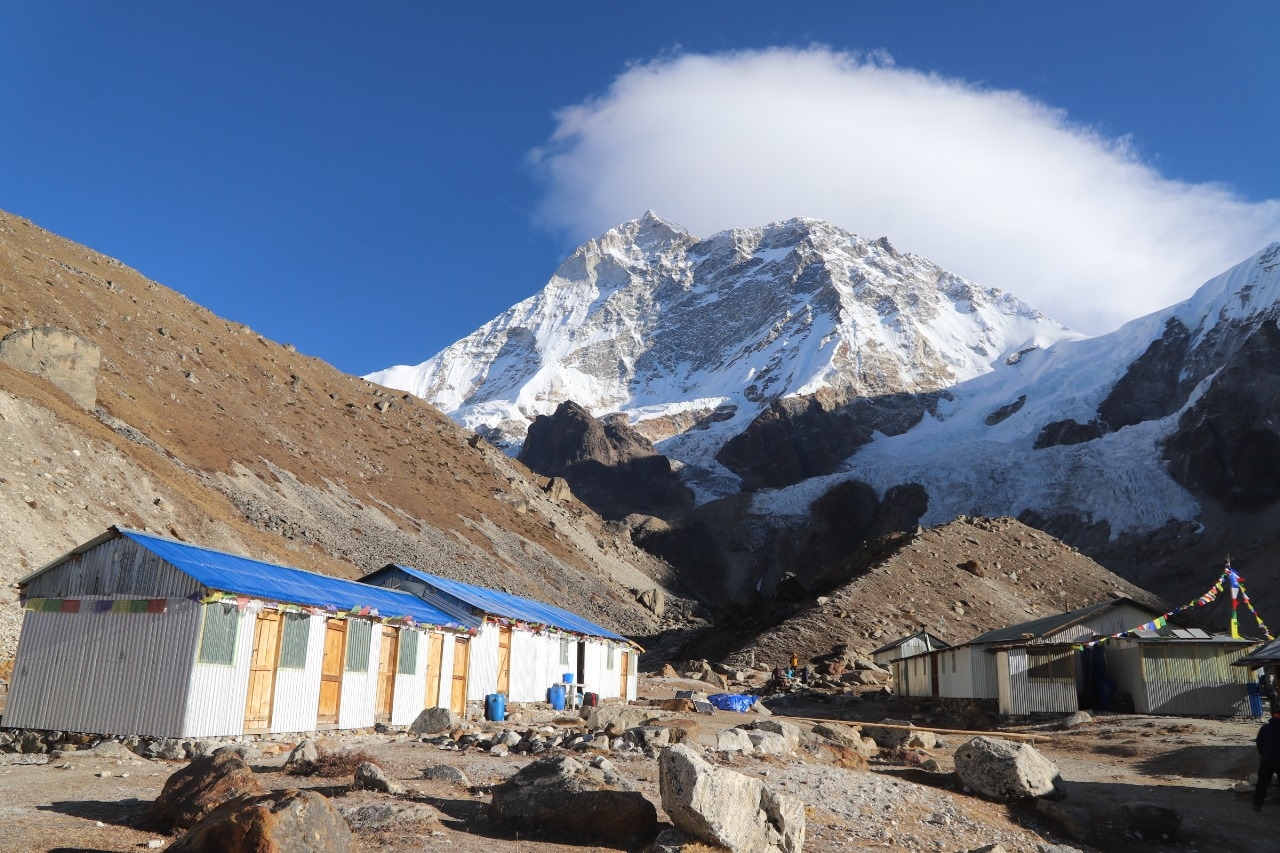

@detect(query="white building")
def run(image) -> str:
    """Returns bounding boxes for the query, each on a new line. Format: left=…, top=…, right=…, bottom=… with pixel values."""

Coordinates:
left=5, top=527, right=477, bottom=738
left=871, top=627, right=950, bottom=667
left=360, top=564, right=641, bottom=705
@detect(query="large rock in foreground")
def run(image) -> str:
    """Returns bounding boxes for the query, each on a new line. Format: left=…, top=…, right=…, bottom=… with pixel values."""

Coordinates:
left=954, top=736, right=1059, bottom=800
left=168, top=789, right=355, bottom=853
left=659, top=743, right=805, bottom=853
left=147, top=751, right=264, bottom=832
left=409, top=707, right=459, bottom=736
left=489, top=755, right=657, bottom=840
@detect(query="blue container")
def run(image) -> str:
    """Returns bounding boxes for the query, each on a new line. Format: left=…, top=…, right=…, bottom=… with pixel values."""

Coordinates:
left=563, top=672, right=575, bottom=684
left=485, top=692, right=506, bottom=722
left=548, top=684, right=566, bottom=711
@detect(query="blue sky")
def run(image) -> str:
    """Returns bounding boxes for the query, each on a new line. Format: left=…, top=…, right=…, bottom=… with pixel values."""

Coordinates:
left=2, top=3, right=1278, bottom=376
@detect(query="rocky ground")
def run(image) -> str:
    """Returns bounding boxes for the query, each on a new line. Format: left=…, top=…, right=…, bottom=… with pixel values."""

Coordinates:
left=0, top=674, right=1273, bottom=853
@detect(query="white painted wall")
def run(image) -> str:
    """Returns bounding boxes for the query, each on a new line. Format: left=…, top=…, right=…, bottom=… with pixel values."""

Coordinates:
left=270, top=613, right=326, bottom=734
left=391, top=627, right=429, bottom=726
left=184, top=604, right=257, bottom=737
left=338, top=620, right=381, bottom=729
left=465, top=623, right=500, bottom=701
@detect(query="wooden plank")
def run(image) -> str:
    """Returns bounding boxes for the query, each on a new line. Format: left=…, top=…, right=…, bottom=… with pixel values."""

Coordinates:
left=316, top=618, right=345, bottom=725
left=495, top=626, right=512, bottom=696
left=375, top=626, right=397, bottom=722
left=450, top=638, right=470, bottom=715
left=619, top=648, right=630, bottom=698
left=425, top=632, right=444, bottom=708
left=243, top=611, right=281, bottom=733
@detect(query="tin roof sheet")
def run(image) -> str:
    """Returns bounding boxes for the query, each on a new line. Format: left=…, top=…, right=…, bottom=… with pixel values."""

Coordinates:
left=381, top=564, right=628, bottom=642
left=117, top=529, right=475, bottom=630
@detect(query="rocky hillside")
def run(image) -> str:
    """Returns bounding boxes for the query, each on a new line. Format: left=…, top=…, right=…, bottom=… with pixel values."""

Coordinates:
left=0, top=209, right=689, bottom=664
left=706, top=517, right=1174, bottom=670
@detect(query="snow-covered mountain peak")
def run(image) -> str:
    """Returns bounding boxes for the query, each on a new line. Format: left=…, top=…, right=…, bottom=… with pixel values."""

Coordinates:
left=366, top=215, right=1078, bottom=489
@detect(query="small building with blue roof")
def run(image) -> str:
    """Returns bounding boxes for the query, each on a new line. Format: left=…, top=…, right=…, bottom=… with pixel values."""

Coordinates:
left=5, top=527, right=479, bottom=738
left=360, top=564, right=640, bottom=704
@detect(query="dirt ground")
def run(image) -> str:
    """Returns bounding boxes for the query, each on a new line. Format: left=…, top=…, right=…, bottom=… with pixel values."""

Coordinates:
left=2, top=676, right=1276, bottom=853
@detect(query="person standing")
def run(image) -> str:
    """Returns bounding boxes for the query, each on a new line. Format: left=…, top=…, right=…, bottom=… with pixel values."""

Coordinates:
left=1254, top=711, right=1280, bottom=812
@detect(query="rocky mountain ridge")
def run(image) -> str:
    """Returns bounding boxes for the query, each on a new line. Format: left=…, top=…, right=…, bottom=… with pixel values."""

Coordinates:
left=0, top=208, right=688, bottom=665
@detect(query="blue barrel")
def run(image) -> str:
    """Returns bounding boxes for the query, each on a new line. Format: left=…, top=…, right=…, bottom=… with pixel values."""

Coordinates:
left=548, top=684, right=566, bottom=711
left=563, top=672, right=575, bottom=684
left=485, top=692, right=506, bottom=722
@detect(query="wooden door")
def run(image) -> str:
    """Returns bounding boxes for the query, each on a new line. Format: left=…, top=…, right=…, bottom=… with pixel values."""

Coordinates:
left=375, top=626, right=398, bottom=723
left=930, top=654, right=940, bottom=697
left=243, top=611, right=282, bottom=733
left=450, top=638, right=470, bottom=715
left=495, top=626, right=512, bottom=696
left=424, top=632, right=444, bottom=708
left=619, top=648, right=630, bottom=699
left=316, top=618, right=346, bottom=726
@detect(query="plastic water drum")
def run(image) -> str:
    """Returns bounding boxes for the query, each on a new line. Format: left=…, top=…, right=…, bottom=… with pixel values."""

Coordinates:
left=563, top=672, right=575, bottom=684
left=548, top=683, right=566, bottom=711
left=485, top=692, right=506, bottom=722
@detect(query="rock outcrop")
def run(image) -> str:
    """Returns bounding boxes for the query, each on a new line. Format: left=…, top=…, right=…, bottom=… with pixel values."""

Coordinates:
left=659, top=743, right=805, bottom=853
left=168, top=789, right=354, bottom=853
left=0, top=326, right=99, bottom=409
left=518, top=401, right=692, bottom=520
left=954, top=736, right=1060, bottom=800
left=489, top=755, right=657, bottom=840
left=147, top=751, right=264, bottom=832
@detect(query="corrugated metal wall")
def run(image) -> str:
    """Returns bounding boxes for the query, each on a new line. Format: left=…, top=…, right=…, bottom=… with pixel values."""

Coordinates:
left=466, top=623, right=500, bottom=701
left=1044, top=604, right=1158, bottom=642
left=391, top=627, right=428, bottom=727
left=336, top=620, right=380, bottom=729
left=893, top=654, right=934, bottom=698
left=26, top=537, right=202, bottom=599
left=998, top=648, right=1077, bottom=715
left=270, top=613, right=325, bottom=734
left=1133, top=642, right=1251, bottom=715
left=436, top=631, right=456, bottom=709
left=5, top=598, right=201, bottom=737
left=183, top=603, right=256, bottom=737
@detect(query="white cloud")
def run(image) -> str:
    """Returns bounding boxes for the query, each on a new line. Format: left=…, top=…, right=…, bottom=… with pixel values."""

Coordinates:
left=530, top=47, right=1280, bottom=333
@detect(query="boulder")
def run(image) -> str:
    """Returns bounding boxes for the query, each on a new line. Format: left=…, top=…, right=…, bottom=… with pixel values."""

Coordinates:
left=650, top=827, right=699, bottom=852
left=187, top=739, right=220, bottom=759
left=90, top=740, right=140, bottom=760
left=490, top=755, right=657, bottom=840
left=148, top=752, right=265, bottom=832
left=284, top=739, right=319, bottom=771
left=340, top=800, right=439, bottom=833
left=1058, top=711, right=1092, bottom=729
left=1036, top=798, right=1094, bottom=844
left=660, top=664, right=680, bottom=678
left=660, top=697, right=696, bottom=713
left=810, top=723, right=876, bottom=757
left=167, top=789, right=354, bottom=853
left=863, top=719, right=936, bottom=748
left=410, top=707, right=459, bottom=736
left=800, top=739, right=869, bottom=770
left=624, top=726, right=672, bottom=749
left=747, top=731, right=791, bottom=756
left=354, top=761, right=406, bottom=795
left=15, top=732, right=45, bottom=754
left=659, top=743, right=805, bottom=853
left=422, top=764, right=470, bottom=786
left=716, top=728, right=755, bottom=753
left=642, top=717, right=701, bottom=744
left=751, top=720, right=802, bottom=753
left=1121, top=802, right=1181, bottom=839
left=585, top=704, right=651, bottom=732
left=954, top=736, right=1059, bottom=800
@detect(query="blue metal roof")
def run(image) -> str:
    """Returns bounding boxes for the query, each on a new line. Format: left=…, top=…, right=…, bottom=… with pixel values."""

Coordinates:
left=378, top=564, right=629, bottom=642
left=118, top=529, right=476, bottom=631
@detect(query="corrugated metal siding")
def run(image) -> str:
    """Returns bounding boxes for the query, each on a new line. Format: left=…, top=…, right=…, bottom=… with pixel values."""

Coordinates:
left=392, top=627, right=429, bottom=726
left=338, top=621, right=380, bottom=729
left=270, top=613, right=325, bottom=734
left=466, top=623, right=500, bottom=701
left=509, top=629, right=565, bottom=703
left=25, top=537, right=202, bottom=599
left=5, top=598, right=201, bottom=737
left=1043, top=604, right=1157, bottom=643
left=1137, top=642, right=1252, bottom=715
left=183, top=603, right=256, bottom=737
left=1000, top=648, right=1077, bottom=714
left=895, top=655, right=933, bottom=698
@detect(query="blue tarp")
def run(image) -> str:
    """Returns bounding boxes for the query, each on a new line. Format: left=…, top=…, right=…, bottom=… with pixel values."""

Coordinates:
left=377, top=564, right=630, bottom=642
left=707, top=693, right=757, bottom=712
left=118, top=529, right=476, bottom=630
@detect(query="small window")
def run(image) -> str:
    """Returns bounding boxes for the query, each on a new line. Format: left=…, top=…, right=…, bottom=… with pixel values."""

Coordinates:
left=559, top=637, right=570, bottom=666
left=197, top=604, right=239, bottom=665
left=345, top=620, right=372, bottom=673
left=278, top=613, right=310, bottom=669
left=1026, top=651, right=1074, bottom=683
left=607, top=644, right=615, bottom=670
left=398, top=629, right=419, bottom=675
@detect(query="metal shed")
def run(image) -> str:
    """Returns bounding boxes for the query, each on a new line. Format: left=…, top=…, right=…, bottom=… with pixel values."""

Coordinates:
left=871, top=628, right=950, bottom=667
left=5, top=527, right=476, bottom=738
left=360, top=564, right=641, bottom=705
